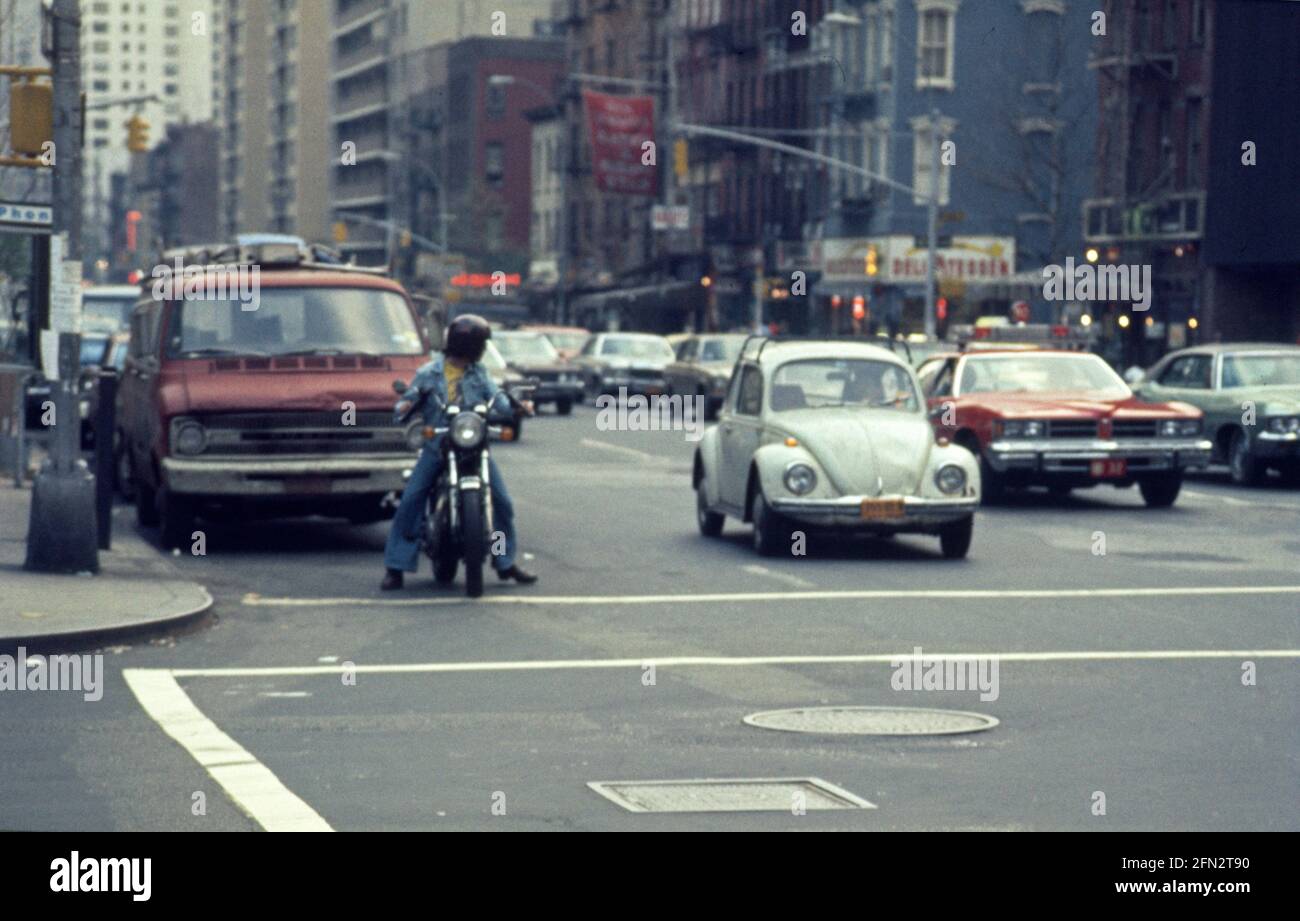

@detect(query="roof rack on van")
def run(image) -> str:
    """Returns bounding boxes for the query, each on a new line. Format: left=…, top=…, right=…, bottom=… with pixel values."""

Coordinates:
left=157, top=237, right=390, bottom=277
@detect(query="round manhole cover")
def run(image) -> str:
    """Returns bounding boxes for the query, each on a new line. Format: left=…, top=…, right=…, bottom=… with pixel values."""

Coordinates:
left=743, top=706, right=999, bottom=736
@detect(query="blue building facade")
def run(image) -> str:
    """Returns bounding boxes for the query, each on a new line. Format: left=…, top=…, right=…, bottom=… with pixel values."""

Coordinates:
left=810, top=0, right=1099, bottom=332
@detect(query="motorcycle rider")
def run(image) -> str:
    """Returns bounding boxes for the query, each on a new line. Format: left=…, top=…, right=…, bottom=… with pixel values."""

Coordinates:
left=381, top=314, right=538, bottom=590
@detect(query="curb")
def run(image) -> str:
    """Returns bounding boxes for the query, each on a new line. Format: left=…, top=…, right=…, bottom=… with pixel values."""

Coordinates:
left=0, top=585, right=215, bottom=652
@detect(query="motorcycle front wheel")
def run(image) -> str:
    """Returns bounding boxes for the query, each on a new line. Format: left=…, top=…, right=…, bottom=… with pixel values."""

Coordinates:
left=460, top=489, right=486, bottom=598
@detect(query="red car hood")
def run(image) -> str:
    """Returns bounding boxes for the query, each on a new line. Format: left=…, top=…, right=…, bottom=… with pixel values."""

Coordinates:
left=163, top=359, right=423, bottom=416
left=960, top=391, right=1200, bottom=419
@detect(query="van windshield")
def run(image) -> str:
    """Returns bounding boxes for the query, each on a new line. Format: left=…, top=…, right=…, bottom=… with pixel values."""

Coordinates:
left=165, top=287, right=424, bottom=358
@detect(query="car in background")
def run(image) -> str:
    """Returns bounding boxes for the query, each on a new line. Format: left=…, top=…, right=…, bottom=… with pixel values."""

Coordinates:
left=917, top=348, right=1210, bottom=507
left=493, top=330, right=583, bottom=415
left=522, top=324, right=590, bottom=361
left=665, top=333, right=746, bottom=419
left=693, top=338, right=980, bottom=558
left=479, top=339, right=534, bottom=438
left=572, top=331, right=676, bottom=402
left=1134, top=343, right=1300, bottom=485
left=81, top=285, right=139, bottom=334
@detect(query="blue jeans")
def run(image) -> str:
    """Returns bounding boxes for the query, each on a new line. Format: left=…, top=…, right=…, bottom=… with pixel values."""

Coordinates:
left=383, top=445, right=518, bottom=574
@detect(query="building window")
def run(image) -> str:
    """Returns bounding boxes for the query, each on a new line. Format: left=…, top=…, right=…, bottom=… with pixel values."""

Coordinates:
left=1191, top=0, right=1206, bottom=43
left=1185, top=98, right=1202, bottom=188
left=486, top=83, right=506, bottom=120
left=911, top=116, right=954, bottom=206
left=485, top=142, right=504, bottom=188
left=916, top=1, right=958, bottom=90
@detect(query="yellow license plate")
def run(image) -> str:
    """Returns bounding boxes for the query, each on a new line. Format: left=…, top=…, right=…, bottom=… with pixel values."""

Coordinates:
left=860, top=498, right=905, bottom=520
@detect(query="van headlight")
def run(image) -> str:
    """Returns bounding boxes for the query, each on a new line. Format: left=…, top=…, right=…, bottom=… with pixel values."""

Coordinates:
left=450, top=412, right=487, bottom=449
left=172, top=419, right=208, bottom=456
left=935, top=464, right=967, bottom=495
left=783, top=462, right=817, bottom=495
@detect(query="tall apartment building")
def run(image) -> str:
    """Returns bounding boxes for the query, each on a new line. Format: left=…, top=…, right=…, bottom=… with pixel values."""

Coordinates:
left=1085, top=0, right=1299, bottom=349
left=330, top=0, right=556, bottom=267
left=80, top=0, right=214, bottom=262
left=216, top=0, right=331, bottom=246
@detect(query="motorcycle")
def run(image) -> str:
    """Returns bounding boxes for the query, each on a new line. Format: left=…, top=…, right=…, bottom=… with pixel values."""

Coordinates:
left=393, top=377, right=534, bottom=598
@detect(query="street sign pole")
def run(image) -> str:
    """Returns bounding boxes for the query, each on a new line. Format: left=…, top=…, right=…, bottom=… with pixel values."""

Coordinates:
left=25, top=0, right=98, bottom=575
left=924, top=109, right=940, bottom=341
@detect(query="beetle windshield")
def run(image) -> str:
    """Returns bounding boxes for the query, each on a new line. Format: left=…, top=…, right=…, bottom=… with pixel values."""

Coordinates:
left=1221, top=352, right=1300, bottom=387
left=166, top=287, right=425, bottom=358
left=771, top=359, right=920, bottom=412
left=959, top=354, right=1129, bottom=396
left=496, top=333, right=559, bottom=363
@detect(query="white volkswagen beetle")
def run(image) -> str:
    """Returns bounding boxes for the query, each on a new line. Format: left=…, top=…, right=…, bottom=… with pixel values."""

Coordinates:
left=693, top=339, right=980, bottom=558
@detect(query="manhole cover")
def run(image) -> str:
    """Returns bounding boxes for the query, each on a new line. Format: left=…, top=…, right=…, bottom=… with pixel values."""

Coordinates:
left=588, top=778, right=876, bottom=813
left=743, top=706, right=998, bottom=736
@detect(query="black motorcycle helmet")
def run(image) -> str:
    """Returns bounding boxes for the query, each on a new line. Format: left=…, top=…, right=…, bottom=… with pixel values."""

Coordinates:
left=444, top=314, right=492, bottom=363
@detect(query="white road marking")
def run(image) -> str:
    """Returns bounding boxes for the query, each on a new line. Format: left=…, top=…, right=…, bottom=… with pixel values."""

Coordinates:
left=742, top=564, right=816, bottom=589
left=579, top=437, right=659, bottom=461
left=259, top=691, right=311, bottom=698
left=242, top=583, right=1300, bottom=608
left=123, top=668, right=333, bottom=832
left=167, top=648, right=1300, bottom=679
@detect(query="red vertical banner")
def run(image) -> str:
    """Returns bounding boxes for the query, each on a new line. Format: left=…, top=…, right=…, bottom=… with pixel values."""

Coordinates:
left=582, top=90, right=658, bottom=197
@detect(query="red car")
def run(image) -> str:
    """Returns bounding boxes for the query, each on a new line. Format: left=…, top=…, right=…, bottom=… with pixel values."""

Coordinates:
left=916, top=348, right=1212, bottom=507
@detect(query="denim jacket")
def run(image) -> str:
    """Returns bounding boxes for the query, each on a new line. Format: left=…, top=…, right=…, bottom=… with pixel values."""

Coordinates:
left=395, top=353, right=511, bottom=428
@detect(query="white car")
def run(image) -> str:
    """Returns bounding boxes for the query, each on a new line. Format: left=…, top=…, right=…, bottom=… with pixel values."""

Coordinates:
left=693, top=339, right=981, bottom=558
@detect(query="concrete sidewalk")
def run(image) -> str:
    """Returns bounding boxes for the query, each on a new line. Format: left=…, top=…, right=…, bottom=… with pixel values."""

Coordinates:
left=0, top=480, right=212, bottom=646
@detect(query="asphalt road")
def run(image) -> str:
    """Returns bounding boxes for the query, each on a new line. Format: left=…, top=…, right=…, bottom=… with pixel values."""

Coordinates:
left=2, top=405, right=1298, bottom=831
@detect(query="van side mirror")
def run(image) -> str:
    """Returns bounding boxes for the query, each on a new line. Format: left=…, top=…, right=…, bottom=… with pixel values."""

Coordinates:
left=392, top=379, right=408, bottom=395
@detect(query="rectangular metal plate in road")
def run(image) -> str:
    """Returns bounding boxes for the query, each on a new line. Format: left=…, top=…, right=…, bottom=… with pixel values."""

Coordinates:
left=587, top=778, right=876, bottom=813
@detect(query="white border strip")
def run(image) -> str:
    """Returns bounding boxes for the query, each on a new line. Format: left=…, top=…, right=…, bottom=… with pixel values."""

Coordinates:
left=168, top=649, right=1300, bottom=679
left=123, top=668, right=333, bottom=832
left=241, top=584, right=1300, bottom=608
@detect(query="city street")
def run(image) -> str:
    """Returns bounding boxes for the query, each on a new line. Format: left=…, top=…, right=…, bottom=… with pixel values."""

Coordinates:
left=2, top=405, right=1296, bottom=832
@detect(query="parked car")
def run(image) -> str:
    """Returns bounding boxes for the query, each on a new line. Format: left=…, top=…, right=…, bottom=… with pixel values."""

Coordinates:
left=493, top=330, right=583, bottom=415
left=664, top=333, right=747, bottom=419
left=572, top=332, right=676, bottom=402
left=693, top=338, right=980, bottom=559
left=1134, top=343, right=1300, bottom=485
left=917, top=348, right=1211, bottom=506
left=480, top=339, right=532, bottom=439
left=117, top=239, right=432, bottom=548
left=521, top=324, right=590, bottom=361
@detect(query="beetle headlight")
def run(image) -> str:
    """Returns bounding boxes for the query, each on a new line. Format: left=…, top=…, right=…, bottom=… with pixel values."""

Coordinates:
left=450, top=412, right=486, bottom=449
left=935, top=464, right=967, bottom=495
left=171, top=419, right=207, bottom=456
left=783, top=462, right=817, bottom=496
left=1266, top=416, right=1300, bottom=435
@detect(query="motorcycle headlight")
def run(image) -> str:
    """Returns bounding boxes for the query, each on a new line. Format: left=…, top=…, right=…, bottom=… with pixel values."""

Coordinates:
left=935, top=464, right=967, bottom=495
left=783, top=462, right=817, bottom=496
left=450, top=412, right=486, bottom=449
left=172, top=419, right=207, bottom=456
left=1266, top=415, right=1300, bottom=435
left=1160, top=418, right=1202, bottom=437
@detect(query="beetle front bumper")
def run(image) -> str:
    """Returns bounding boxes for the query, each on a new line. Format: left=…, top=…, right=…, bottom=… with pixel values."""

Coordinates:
left=769, top=494, right=978, bottom=529
left=985, top=437, right=1213, bottom=475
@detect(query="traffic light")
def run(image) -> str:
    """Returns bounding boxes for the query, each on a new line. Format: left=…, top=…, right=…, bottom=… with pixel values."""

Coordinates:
left=673, top=138, right=688, bottom=179
left=125, top=114, right=150, bottom=153
left=10, top=80, right=53, bottom=157
left=399, top=229, right=413, bottom=249
left=332, top=221, right=349, bottom=244
left=865, top=244, right=879, bottom=276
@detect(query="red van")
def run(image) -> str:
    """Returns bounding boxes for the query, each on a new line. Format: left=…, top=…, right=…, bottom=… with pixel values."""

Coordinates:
left=117, top=242, right=431, bottom=547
